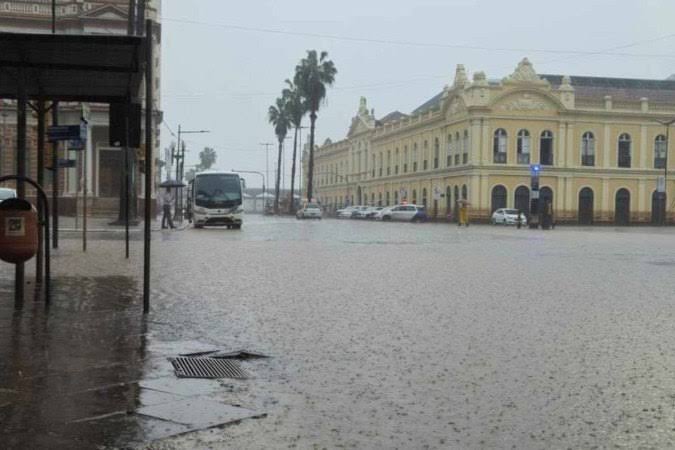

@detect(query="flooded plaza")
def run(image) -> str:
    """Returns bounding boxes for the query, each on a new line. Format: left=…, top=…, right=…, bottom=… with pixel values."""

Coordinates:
left=2, top=216, right=675, bottom=448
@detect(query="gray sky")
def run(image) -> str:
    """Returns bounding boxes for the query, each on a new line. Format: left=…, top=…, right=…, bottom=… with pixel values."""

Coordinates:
left=161, top=0, right=675, bottom=188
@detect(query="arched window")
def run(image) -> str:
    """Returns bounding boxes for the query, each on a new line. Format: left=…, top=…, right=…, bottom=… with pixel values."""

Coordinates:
left=412, top=189, right=417, bottom=204
left=463, top=130, right=469, bottom=164
left=378, top=192, right=382, bottom=206
left=491, top=185, right=507, bottom=213
left=655, top=135, right=667, bottom=169
left=446, top=186, right=452, bottom=215
left=434, top=138, right=440, bottom=169
left=461, top=184, right=468, bottom=200
left=581, top=132, right=595, bottom=166
left=395, top=148, right=400, bottom=174
left=393, top=190, right=398, bottom=205
left=618, top=133, right=631, bottom=168
left=514, top=186, right=530, bottom=214
left=517, top=130, right=531, bottom=164
left=652, top=190, right=666, bottom=224
left=540, top=130, right=554, bottom=166
left=454, top=185, right=460, bottom=211
left=412, top=143, right=418, bottom=172
left=493, top=129, right=507, bottom=163
left=422, top=188, right=428, bottom=208
left=446, top=134, right=452, bottom=167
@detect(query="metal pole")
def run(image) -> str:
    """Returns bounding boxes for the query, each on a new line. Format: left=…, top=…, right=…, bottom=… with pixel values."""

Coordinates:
left=15, top=74, right=27, bottom=308
left=125, top=108, right=130, bottom=258
left=665, top=124, right=669, bottom=225
left=83, top=124, right=88, bottom=252
left=51, top=0, right=56, bottom=34
left=143, top=19, right=154, bottom=313
left=51, top=102, right=59, bottom=248
left=36, top=100, right=45, bottom=285
left=175, top=125, right=180, bottom=220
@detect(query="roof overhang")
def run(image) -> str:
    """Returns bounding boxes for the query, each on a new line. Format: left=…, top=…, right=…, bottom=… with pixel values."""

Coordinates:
left=0, top=32, right=145, bottom=103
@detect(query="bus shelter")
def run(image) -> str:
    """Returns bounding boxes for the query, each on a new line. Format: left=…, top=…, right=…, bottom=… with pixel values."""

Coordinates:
left=0, top=23, right=155, bottom=312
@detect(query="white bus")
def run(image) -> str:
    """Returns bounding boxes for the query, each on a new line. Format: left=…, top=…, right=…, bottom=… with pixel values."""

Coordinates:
left=187, top=171, right=244, bottom=229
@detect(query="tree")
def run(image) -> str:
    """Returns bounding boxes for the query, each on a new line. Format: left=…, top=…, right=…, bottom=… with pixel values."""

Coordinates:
left=198, top=147, right=217, bottom=171
left=268, top=96, right=290, bottom=214
left=282, top=79, right=307, bottom=213
left=294, top=50, right=337, bottom=202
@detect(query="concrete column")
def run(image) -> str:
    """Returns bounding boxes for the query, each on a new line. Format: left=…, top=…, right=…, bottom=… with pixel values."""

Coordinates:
left=639, top=125, right=647, bottom=169
left=603, top=124, right=611, bottom=168
left=481, top=119, right=490, bottom=164
left=470, top=119, right=481, bottom=165
left=477, top=174, right=487, bottom=213
left=638, top=179, right=646, bottom=217
left=565, top=176, right=574, bottom=219
left=566, top=123, right=575, bottom=168
left=558, top=122, right=567, bottom=167
left=557, top=176, right=565, bottom=215
left=602, top=177, right=610, bottom=220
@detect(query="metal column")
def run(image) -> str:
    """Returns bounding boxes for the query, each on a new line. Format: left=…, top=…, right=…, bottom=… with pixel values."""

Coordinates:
left=143, top=19, right=153, bottom=313
left=15, top=74, right=27, bottom=308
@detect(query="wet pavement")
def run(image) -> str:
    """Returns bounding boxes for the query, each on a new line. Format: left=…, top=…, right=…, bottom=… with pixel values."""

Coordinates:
left=2, top=215, right=675, bottom=448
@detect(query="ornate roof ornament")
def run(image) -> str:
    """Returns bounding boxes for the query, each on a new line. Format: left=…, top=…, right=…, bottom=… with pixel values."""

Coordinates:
left=358, top=96, right=369, bottom=116
left=509, top=58, right=541, bottom=82
left=559, top=75, right=574, bottom=92
left=472, top=71, right=488, bottom=86
left=454, top=64, right=469, bottom=88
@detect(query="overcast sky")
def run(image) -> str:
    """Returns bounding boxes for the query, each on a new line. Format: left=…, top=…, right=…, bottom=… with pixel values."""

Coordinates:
left=160, top=0, right=675, bottom=188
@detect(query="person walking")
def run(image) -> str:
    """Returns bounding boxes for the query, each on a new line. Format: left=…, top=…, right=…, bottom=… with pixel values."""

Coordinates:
left=161, top=187, right=175, bottom=229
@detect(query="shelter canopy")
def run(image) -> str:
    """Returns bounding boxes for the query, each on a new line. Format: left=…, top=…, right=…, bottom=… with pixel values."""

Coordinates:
left=0, top=32, right=144, bottom=103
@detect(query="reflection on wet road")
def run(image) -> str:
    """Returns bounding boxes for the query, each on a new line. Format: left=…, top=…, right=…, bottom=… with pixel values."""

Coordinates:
left=2, top=215, right=675, bottom=448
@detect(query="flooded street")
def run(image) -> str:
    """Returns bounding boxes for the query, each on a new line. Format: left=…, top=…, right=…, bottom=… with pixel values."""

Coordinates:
left=3, top=216, right=675, bottom=448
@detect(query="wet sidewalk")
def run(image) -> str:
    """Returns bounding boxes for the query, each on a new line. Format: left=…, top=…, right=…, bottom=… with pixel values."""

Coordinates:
left=0, top=274, right=265, bottom=449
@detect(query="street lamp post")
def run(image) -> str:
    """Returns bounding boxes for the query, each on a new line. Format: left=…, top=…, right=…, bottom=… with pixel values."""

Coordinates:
left=174, top=125, right=209, bottom=221
left=656, top=118, right=675, bottom=225
left=232, top=169, right=265, bottom=213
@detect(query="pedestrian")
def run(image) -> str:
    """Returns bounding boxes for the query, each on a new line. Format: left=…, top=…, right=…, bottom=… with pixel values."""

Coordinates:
left=517, top=210, right=522, bottom=229
left=161, top=187, right=175, bottom=229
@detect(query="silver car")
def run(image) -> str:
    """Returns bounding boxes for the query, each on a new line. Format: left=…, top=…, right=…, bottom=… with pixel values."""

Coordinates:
left=491, top=208, right=527, bottom=225
left=0, top=187, right=16, bottom=202
left=380, top=204, right=428, bottom=222
left=336, top=206, right=359, bottom=219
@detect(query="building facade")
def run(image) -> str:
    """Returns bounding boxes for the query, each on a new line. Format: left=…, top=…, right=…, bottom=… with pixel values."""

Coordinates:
left=0, top=0, right=162, bottom=216
left=306, top=58, right=675, bottom=224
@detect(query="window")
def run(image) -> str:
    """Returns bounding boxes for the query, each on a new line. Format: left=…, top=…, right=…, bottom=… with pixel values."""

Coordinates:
left=412, top=189, right=417, bottom=204
left=434, top=138, right=440, bottom=169
left=461, top=185, right=468, bottom=200
left=455, top=132, right=460, bottom=165
left=517, top=130, right=530, bottom=164
left=403, top=146, right=408, bottom=173
left=540, top=130, right=553, bottom=166
left=491, top=185, right=507, bottom=213
left=655, top=135, right=667, bottom=169
left=387, top=151, right=391, bottom=175
left=372, top=154, right=376, bottom=178
left=413, top=143, right=418, bottom=172
left=395, top=148, right=399, bottom=174
left=581, top=132, right=595, bottom=166
left=493, top=129, right=507, bottom=164
left=422, top=188, right=428, bottom=208
left=393, top=190, right=398, bottom=204
left=446, top=134, right=452, bottom=167
left=462, top=130, right=469, bottom=164
left=423, top=141, right=428, bottom=170
left=618, top=133, right=631, bottom=168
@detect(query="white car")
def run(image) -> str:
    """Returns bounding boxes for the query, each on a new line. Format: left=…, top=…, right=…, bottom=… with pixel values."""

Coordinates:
left=379, top=204, right=428, bottom=222
left=366, top=206, right=384, bottom=219
left=374, top=207, right=391, bottom=221
left=352, top=206, right=372, bottom=219
left=0, top=188, right=16, bottom=202
left=296, top=203, right=322, bottom=220
left=336, top=206, right=359, bottom=219
left=491, top=208, right=527, bottom=225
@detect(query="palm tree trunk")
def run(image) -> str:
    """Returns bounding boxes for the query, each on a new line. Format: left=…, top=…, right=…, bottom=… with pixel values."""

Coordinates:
left=307, top=111, right=317, bottom=201
left=274, top=140, right=283, bottom=214
left=288, top=126, right=299, bottom=214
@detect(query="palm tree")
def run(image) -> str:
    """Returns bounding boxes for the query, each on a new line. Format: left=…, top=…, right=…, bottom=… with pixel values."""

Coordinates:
left=293, top=50, right=337, bottom=202
left=268, top=96, right=290, bottom=214
left=282, top=79, right=307, bottom=213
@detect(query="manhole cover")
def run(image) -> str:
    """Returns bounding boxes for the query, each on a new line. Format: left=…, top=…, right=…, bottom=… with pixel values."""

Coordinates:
left=169, top=357, right=248, bottom=379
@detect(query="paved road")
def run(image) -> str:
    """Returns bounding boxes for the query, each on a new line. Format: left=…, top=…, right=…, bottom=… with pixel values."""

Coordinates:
left=151, top=216, right=675, bottom=449
left=3, top=216, right=675, bottom=448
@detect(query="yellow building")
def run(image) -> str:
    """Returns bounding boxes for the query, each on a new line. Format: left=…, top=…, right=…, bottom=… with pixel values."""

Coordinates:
left=305, top=58, right=675, bottom=224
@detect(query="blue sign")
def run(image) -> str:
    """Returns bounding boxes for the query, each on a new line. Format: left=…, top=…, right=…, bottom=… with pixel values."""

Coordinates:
left=529, top=164, right=541, bottom=175
left=57, top=159, right=77, bottom=168
left=68, top=139, right=85, bottom=151
left=47, top=122, right=87, bottom=142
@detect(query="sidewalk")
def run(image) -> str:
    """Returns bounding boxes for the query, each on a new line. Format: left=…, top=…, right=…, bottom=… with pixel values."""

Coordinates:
left=56, top=215, right=189, bottom=233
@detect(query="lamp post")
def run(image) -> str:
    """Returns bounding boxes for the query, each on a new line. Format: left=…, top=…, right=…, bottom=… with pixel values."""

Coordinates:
left=174, top=125, right=209, bottom=221
left=654, top=118, right=675, bottom=225
left=232, top=169, right=265, bottom=213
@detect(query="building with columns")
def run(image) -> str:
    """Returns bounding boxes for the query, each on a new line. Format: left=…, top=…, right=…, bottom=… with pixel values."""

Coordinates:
left=0, top=0, right=162, bottom=216
left=306, top=58, right=675, bottom=224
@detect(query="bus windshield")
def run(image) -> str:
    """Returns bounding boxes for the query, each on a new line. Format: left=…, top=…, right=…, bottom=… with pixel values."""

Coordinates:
left=194, top=174, right=241, bottom=209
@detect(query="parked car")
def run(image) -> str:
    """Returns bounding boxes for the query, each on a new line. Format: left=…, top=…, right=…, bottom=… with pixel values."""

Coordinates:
left=0, top=188, right=16, bottom=202
left=366, top=206, right=384, bottom=219
left=336, top=206, right=359, bottom=219
left=352, top=206, right=372, bottom=219
left=379, top=204, right=428, bottom=222
left=374, top=207, right=392, bottom=221
left=491, top=208, right=527, bottom=225
left=296, top=202, right=322, bottom=220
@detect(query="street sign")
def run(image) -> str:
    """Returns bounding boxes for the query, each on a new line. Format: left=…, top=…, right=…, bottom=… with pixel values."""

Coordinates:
left=68, top=139, right=84, bottom=151
left=57, top=159, right=77, bottom=168
left=47, top=122, right=87, bottom=142
left=433, top=186, right=442, bottom=201
left=531, top=190, right=540, bottom=199
left=657, top=176, right=666, bottom=193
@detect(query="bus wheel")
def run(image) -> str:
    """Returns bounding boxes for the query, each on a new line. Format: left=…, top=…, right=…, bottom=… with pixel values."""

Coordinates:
left=232, top=224, right=241, bottom=230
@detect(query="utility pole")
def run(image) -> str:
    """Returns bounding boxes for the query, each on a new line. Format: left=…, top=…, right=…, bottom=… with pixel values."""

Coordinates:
left=656, top=118, right=675, bottom=225
left=174, top=125, right=209, bottom=221
left=260, top=142, right=273, bottom=210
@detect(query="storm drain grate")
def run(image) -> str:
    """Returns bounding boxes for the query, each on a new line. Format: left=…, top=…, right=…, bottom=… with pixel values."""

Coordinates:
left=169, top=357, right=248, bottom=379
